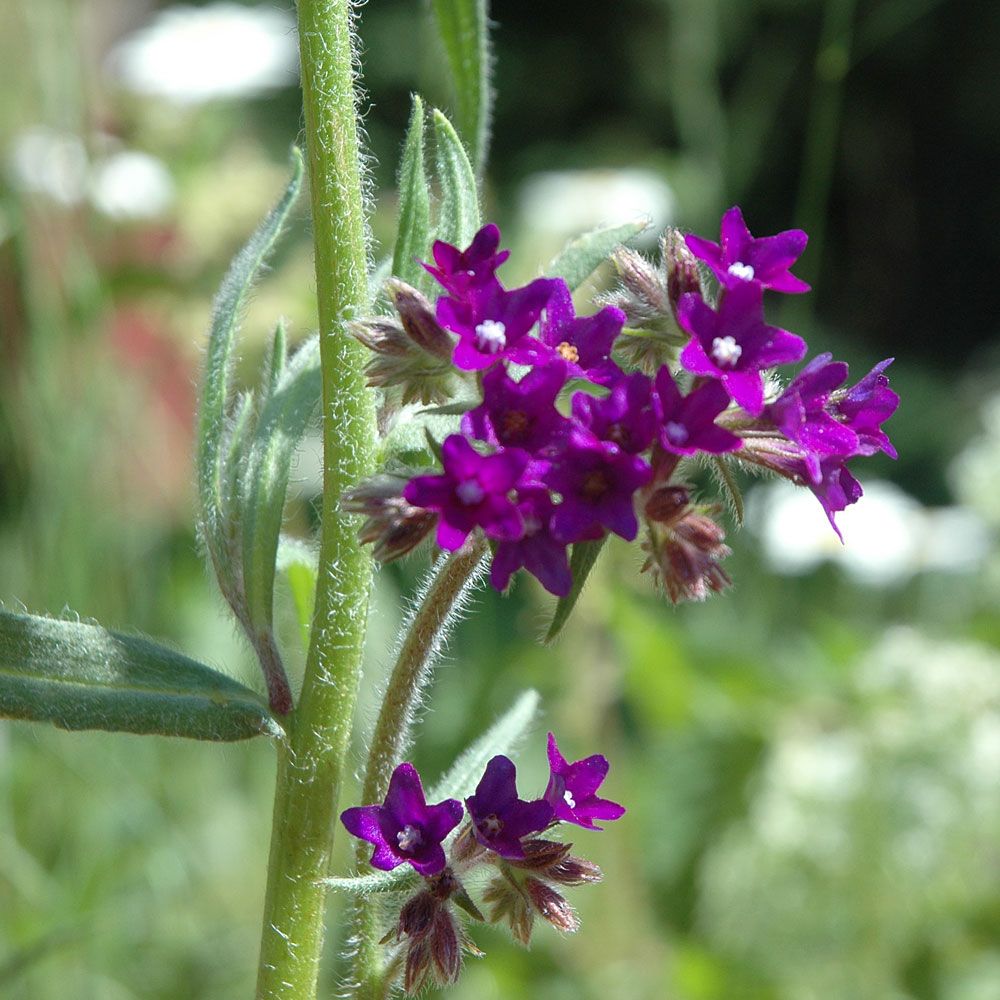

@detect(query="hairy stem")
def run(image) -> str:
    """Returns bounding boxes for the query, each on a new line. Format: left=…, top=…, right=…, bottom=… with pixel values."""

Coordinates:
left=254, top=0, right=376, bottom=997
left=349, top=537, right=489, bottom=998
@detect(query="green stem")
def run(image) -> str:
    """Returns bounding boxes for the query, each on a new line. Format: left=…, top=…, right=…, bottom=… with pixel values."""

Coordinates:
left=348, top=538, right=489, bottom=998
left=254, top=0, right=375, bottom=997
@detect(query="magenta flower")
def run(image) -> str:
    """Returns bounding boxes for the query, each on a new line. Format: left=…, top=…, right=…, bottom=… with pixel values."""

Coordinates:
left=835, top=358, right=899, bottom=459
left=654, top=369, right=742, bottom=455
left=544, top=732, right=625, bottom=831
left=490, top=489, right=572, bottom=597
left=685, top=205, right=810, bottom=294
left=677, top=281, right=806, bottom=416
left=462, top=362, right=571, bottom=454
left=768, top=353, right=859, bottom=482
left=423, top=223, right=510, bottom=299
left=437, top=278, right=557, bottom=371
left=403, top=435, right=528, bottom=550
left=765, top=449, right=864, bottom=540
left=465, top=755, right=554, bottom=859
left=340, top=762, right=463, bottom=877
left=538, top=279, right=625, bottom=386
left=546, top=429, right=652, bottom=543
left=571, top=372, right=657, bottom=454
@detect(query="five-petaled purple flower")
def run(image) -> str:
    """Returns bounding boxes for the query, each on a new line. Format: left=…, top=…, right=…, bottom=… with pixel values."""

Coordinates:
left=403, top=435, right=528, bottom=550
left=571, top=372, right=657, bottom=455
left=654, top=368, right=742, bottom=456
left=340, top=762, right=463, bottom=877
left=685, top=205, right=810, bottom=294
left=490, top=489, right=572, bottom=597
left=544, top=732, right=625, bottom=831
left=466, top=755, right=554, bottom=859
left=677, top=280, right=806, bottom=416
left=835, top=358, right=899, bottom=459
left=423, top=223, right=510, bottom=300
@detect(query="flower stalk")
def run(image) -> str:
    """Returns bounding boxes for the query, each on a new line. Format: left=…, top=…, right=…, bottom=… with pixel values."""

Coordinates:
left=254, top=0, right=376, bottom=997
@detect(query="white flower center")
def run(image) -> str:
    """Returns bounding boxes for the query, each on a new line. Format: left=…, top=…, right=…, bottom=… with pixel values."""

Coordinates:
left=474, top=319, right=507, bottom=353
left=455, top=479, right=485, bottom=505
left=711, top=335, right=742, bottom=367
left=396, top=824, right=422, bottom=852
left=727, top=261, right=755, bottom=281
left=563, top=789, right=576, bottom=809
left=665, top=421, right=689, bottom=444
left=480, top=813, right=503, bottom=836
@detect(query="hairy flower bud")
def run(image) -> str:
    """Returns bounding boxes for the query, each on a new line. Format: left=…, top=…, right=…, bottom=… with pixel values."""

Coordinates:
left=511, top=838, right=573, bottom=871
left=404, top=939, right=431, bottom=995
left=547, top=856, right=604, bottom=886
left=644, top=485, right=690, bottom=524
left=397, top=890, right=437, bottom=942
left=483, top=875, right=534, bottom=946
left=387, top=279, right=455, bottom=362
left=663, top=228, right=703, bottom=314
left=429, top=908, right=461, bottom=984
left=642, top=505, right=732, bottom=603
left=343, top=474, right=437, bottom=561
left=524, top=877, right=580, bottom=933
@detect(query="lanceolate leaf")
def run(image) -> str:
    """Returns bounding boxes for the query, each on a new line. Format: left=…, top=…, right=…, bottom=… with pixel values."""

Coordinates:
left=432, top=108, right=480, bottom=250
left=0, top=611, right=281, bottom=741
left=547, top=219, right=650, bottom=291
left=241, top=335, right=321, bottom=633
left=197, top=148, right=304, bottom=575
left=430, top=689, right=540, bottom=801
left=429, top=0, right=492, bottom=175
left=544, top=537, right=608, bottom=642
left=392, top=95, right=432, bottom=289
left=321, top=868, right=413, bottom=896
left=276, top=537, right=318, bottom=652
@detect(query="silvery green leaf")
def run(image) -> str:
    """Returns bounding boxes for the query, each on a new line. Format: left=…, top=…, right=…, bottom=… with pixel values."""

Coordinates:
left=276, top=536, right=318, bottom=652
left=392, top=95, right=432, bottom=290
left=0, top=610, right=281, bottom=741
left=547, top=219, right=650, bottom=291
left=544, top=537, right=608, bottom=643
left=429, top=0, right=492, bottom=175
left=320, top=868, right=414, bottom=896
left=197, top=148, right=303, bottom=582
left=241, top=335, right=321, bottom=633
left=430, top=689, right=540, bottom=801
left=262, top=319, right=287, bottom=398
left=432, top=108, right=480, bottom=250
left=377, top=405, right=462, bottom=468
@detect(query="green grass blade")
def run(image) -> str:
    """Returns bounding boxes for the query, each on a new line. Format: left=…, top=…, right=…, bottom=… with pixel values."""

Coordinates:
left=0, top=610, right=281, bottom=741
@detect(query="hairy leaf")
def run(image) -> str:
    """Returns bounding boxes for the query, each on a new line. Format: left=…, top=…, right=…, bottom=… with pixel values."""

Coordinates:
left=429, top=0, right=492, bottom=175
left=0, top=611, right=281, bottom=741
left=547, top=219, right=650, bottom=291
left=392, top=95, right=432, bottom=289
left=710, top=454, right=745, bottom=526
left=544, top=537, right=608, bottom=642
left=320, top=868, right=413, bottom=896
left=277, top=537, right=318, bottom=652
left=432, top=108, right=480, bottom=250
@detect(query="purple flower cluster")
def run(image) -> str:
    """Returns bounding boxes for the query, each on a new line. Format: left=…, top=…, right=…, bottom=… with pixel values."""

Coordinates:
left=341, top=732, right=623, bottom=876
left=362, top=209, right=898, bottom=596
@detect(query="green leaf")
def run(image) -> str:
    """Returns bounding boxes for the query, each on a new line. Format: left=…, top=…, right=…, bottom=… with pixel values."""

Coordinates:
left=547, top=219, right=650, bottom=291
left=392, top=95, right=432, bottom=289
left=429, top=0, right=492, bottom=174
left=320, top=868, right=414, bottom=896
left=417, top=400, right=477, bottom=417
left=241, top=335, right=321, bottom=633
left=432, top=108, right=480, bottom=250
left=544, top=538, right=608, bottom=643
left=430, top=689, right=540, bottom=801
left=262, top=319, right=288, bottom=398
left=0, top=610, right=281, bottom=741
left=377, top=406, right=463, bottom=468
left=277, top=537, right=318, bottom=652
left=197, top=148, right=304, bottom=581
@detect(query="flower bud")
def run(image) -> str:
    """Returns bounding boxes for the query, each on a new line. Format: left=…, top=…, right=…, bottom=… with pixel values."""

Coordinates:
left=663, top=228, right=703, bottom=315
left=642, top=506, right=732, bottom=604
left=404, top=939, right=431, bottom=995
left=483, top=875, right=534, bottom=946
left=387, top=279, right=455, bottom=362
left=547, top=856, right=603, bottom=886
left=343, top=474, right=437, bottom=562
left=510, top=838, right=572, bottom=871
left=524, top=877, right=580, bottom=933
left=644, top=485, right=690, bottom=524
left=430, top=908, right=461, bottom=984
left=397, top=890, right=437, bottom=942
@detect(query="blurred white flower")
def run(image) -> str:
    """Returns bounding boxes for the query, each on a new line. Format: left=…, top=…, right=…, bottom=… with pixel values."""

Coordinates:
left=516, top=168, right=674, bottom=245
left=749, top=479, right=991, bottom=586
left=7, top=126, right=88, bottom=204
left=90, top=151, right=175, bottom=219
left=107, top=3, right=298, bottom=105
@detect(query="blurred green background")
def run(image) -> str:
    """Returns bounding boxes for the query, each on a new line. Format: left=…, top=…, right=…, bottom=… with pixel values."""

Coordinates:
left=2, top=1, right=999, bottom=998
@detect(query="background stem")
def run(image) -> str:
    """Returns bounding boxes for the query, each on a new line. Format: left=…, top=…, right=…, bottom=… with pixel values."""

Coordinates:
left=254, top=0, right=376, bottom=996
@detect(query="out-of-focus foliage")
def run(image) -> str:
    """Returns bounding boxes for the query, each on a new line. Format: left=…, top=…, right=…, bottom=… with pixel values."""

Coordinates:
left=0, top=0, right=997, bottom=998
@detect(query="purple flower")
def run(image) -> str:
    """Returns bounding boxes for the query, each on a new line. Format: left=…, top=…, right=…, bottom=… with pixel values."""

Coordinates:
left=423, top=223, right=510, bottom=299
left=340, top=762, right=463, bottom=877
left=685, top=205, right=810, bottom=294
left=538, top=279, right=625, bottom=386
left=490, top=489, right=572, bottom=597
left=677, top=281, right=806, bottom=416
left=768, top=353, right=859, bottom=482
left=571, top=372, right=657, bottom=454
left=654, top=369, right=742, bottom=455
left=465, top=755, right=554, bottom=859
left=546, top=429, right=652, bottom=543
left=835, top=358, right=899, bottom=459
left=403, top=435, right=528, bottom=550
left=462, top=362, right=571, bottom=454
left=437, top=278, right=557, bottom=371
left=765, top=448, right=864, bottom=541
left=544, top=732, right=625, bottom=831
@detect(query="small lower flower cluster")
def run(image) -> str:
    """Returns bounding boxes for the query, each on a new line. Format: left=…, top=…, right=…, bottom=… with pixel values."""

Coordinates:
left=347, top=209, right=899, bottom=600
left=341, top=735, right=623, bottom=993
